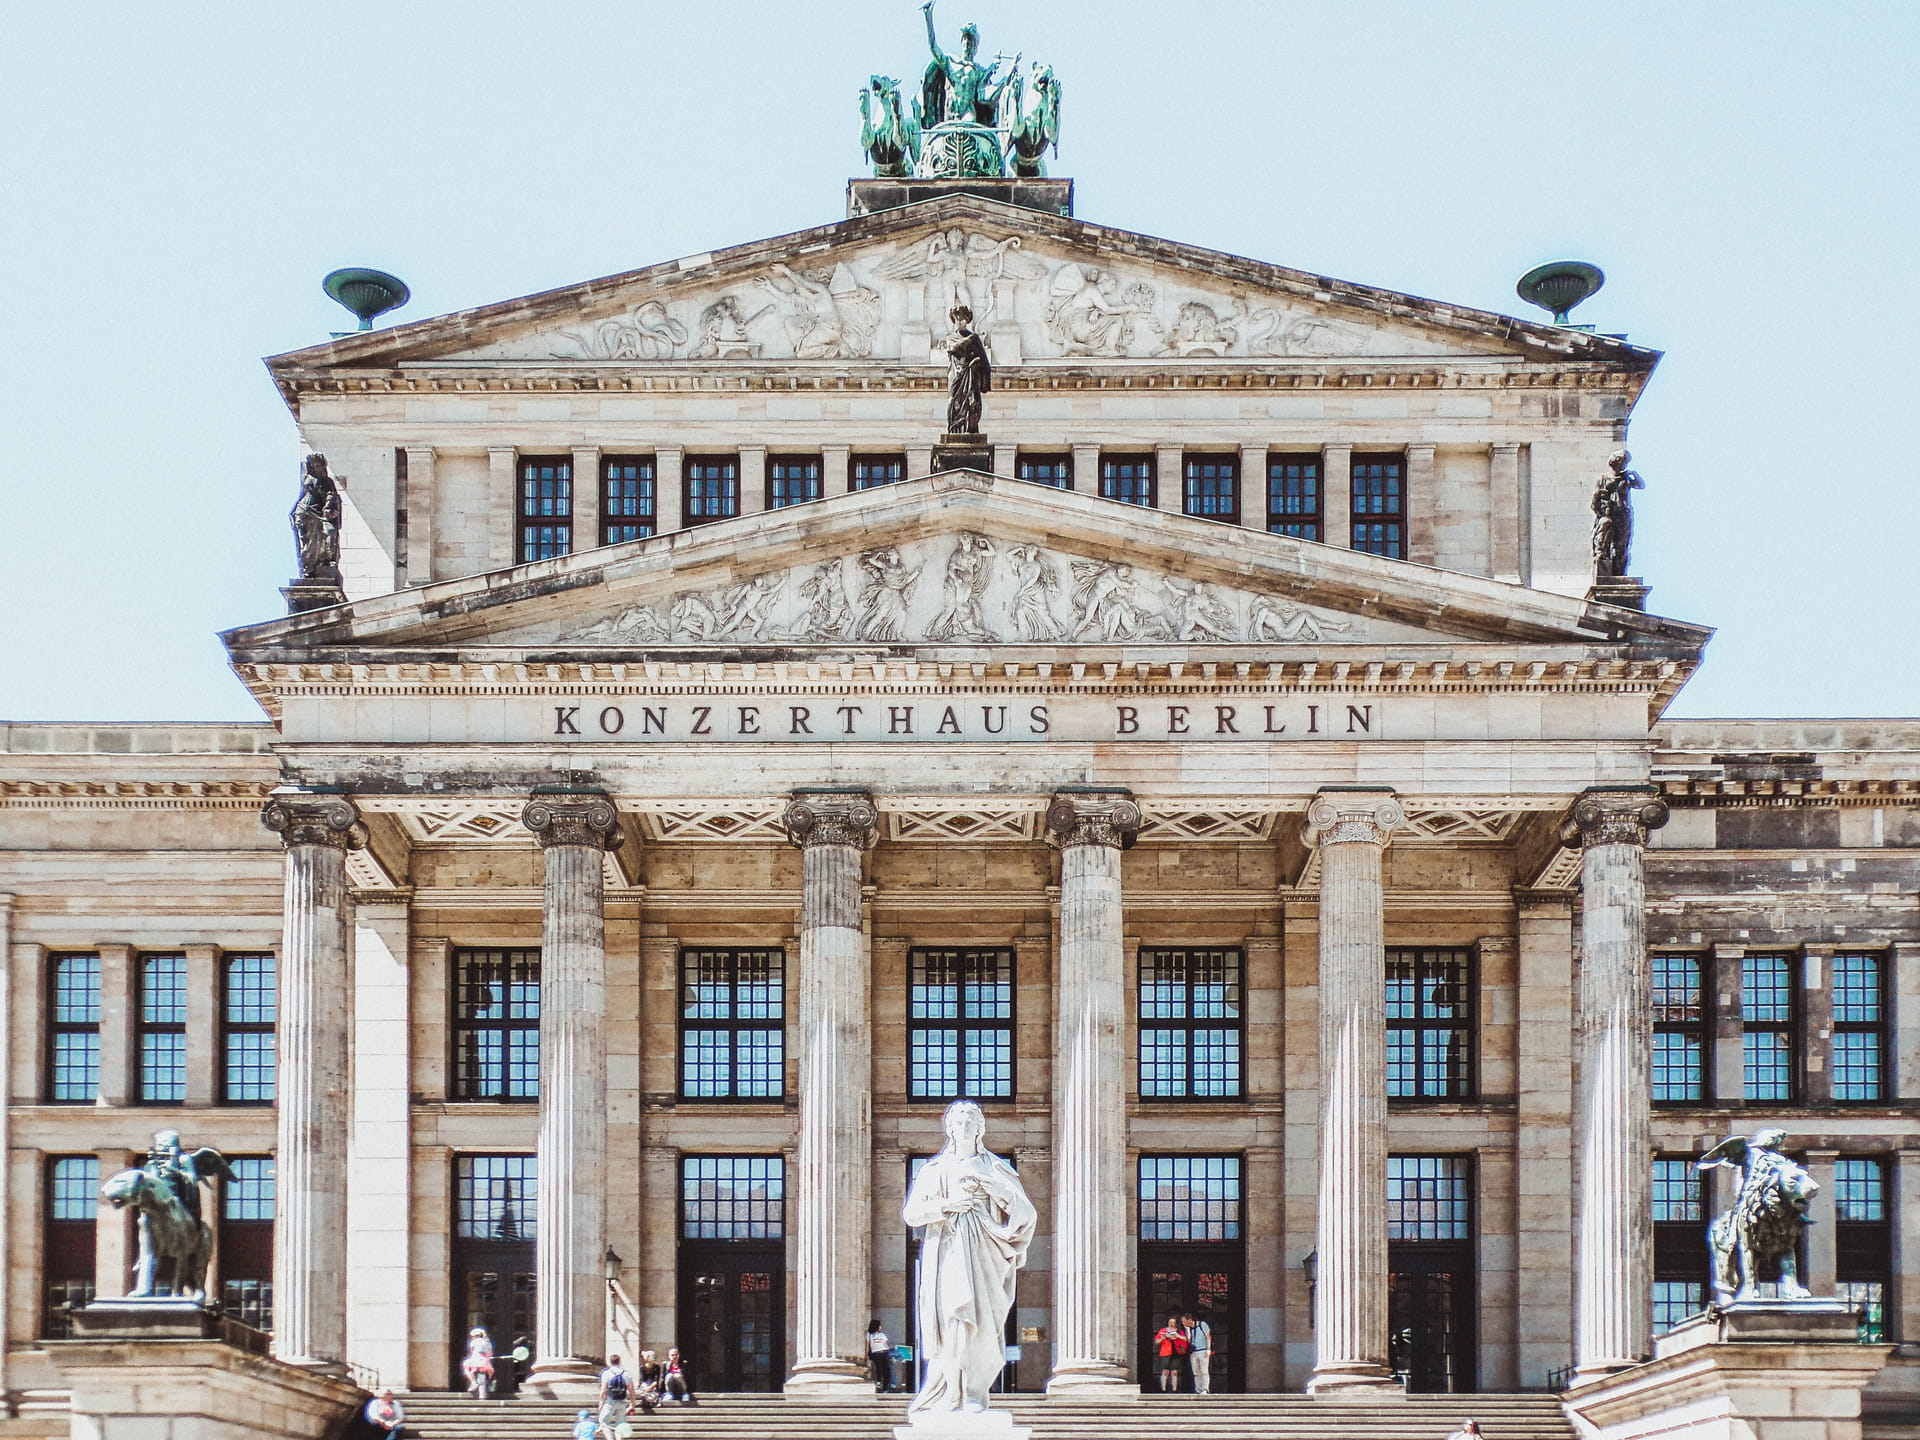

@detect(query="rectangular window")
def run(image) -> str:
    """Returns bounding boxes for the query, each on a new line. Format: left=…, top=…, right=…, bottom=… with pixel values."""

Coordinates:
left=768, top=455, right=823, bottom=509
left=43, top=1156, right=97, bottom=1337
left=452, top=948, right=541, bottom=1102
left=1016, top=453, right=1072, bottom=489
left=1386, top=1155, right=1471, bottom=1241
left=1742, top=952, right=1796, bottom=1102
left=1138, top=1155, right=1241, bottom=1241
left=1835, top=1157, right=1890, bottom=1342
left=1351, top=453, right=1405, bottom=558
left=850, top=454, right=907, bottom=491
left=1138, top=947, right=1242, bottom=1100
left=223, top=952, right=276, bottom=1104
left=517, top=455, right=573, bottom=560
left=1652, top=1157, right=1708, bottom=1333
left=680, top=948, right=785, bottom=1100
left=681, top=1155, right=785, bottom=1240
left=1652, top=953, right=1706, bottom=1104
left=220, top=1157, right=275, bottom=1330
left=1831, top=952, right=1884, bottom=1103
left=685, top=457, right=740, bottom=522
left=1386, top=948, right=1473, bottom=1100
left=456, top=1154, right=538, bottom=1241
left=1267, top=454, right=1322, bottom=540
left=138, top=953, right=187, bottom=1103
left=48, top=953, right=101, bottom=1103
left=602, top=456, right=656, bottom=544
left=908, top=947, right=1014, bottom=1101
left=1100, top=453, right=1155, bottom=507
left=1182, top=455, right=1238, bottom=522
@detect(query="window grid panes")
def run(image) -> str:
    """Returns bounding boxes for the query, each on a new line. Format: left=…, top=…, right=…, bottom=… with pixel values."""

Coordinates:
left=769, top=455, right=823, bottom=508
left=1138, top=948, right=1242, bottom=1100
left=1351, top=454, right=1405, bottom=558
left=602, top=456, right=656, bottom=543
left=1831, top=952, right=1884, bottom=1102
left=224, top=1157, right=275, bottom=1222
left=681, top=1156, right=785, bottom=1239
left=1652, top=1158, right=1709, bottom=1333
left=1138, top=1155, right=1241, bottom=1241
left=44, top=1156, right=98, bottom=1338
left=1653, top=1281, right=1706, bottom=1336
left=1267, top=454, right=1321, bottom=540
left=680, top=948, right=785, bottom=1100
left=455, top=1155, right=538, bottom=1241
left=517, top=455, right=573, bottom=560
left=850, top=455, right=906, bottom=491
left=223, top=952, right=276, bottom=1104
left=1182, top=456, right=1238, bottom=521
left=1835, top=1159, right=1890, bottom=1342
left=138, top=953, right=187, bottom=1103
left=1100, top=454, right=1154, bottom=507
left=1386, top=1155, right=1471, bottom=1241
left=1652, top=952, right=1706, bottom=1103
left=685, top=457, right=740, bottom=521
left=908, top=948, right=1013, bottom=1100
left=452, top=948, right=541, bottom=1102
left=1386, top=948, right=1472, bottom=1099
left=1742, top=953, right=1796, bottom=1101
left=49, top=953, right=101, bottom=1103
left=51, top=1156, right=98, bottom=1221
left=1017, top=454, right=1071, bottom=489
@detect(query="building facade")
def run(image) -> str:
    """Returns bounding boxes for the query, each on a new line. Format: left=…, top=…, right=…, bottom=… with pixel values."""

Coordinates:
left=2, top=182, right=1915, bottom=1414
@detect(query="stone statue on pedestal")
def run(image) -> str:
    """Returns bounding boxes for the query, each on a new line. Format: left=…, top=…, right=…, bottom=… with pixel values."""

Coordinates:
left=1697, top=1128, right=1819, bottom=1306
left=1591, top=449, right=1644, bottom=580
left=944, top=305, right=991, bottom=436
left=291, top=453, right=343, bottom=583
left=100, top=1130, right=236, bottom=1303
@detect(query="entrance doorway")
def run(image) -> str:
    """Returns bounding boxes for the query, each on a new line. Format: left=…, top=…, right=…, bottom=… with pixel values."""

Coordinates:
left=1135, top=1155, right=1245, bottom=1393
left=450, top=1154, right=538, bottom=1389
left=1386, top=1155, right=1476, bottom=1393
left=675, top=1156, right=787, bottom=1393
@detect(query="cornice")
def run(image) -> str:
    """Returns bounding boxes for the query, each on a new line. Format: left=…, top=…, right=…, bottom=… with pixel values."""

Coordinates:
left=1657, top=777, right=1919, bottom=804
left=0, top=779, right=277, bottom=805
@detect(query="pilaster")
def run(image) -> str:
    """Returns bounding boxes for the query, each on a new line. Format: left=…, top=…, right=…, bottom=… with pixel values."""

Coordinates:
left=822, top=445, right=851, bottom=496
left=1802, top=944, right=1835, bottom=1105
left=1712, top=944, right=1747, bottom=1105
left=403, top=446, right=435, bottom=584
left=655, top=446, right=684, bottom=534
left=1489, top=443, right=1521, bottom=582
left=1238, top=444, right=1268, bottom=528
left=96, top=945, right=133, bottom=1108
left=1322, top=444, right=1352, bottom=548
left=906, top=445, right=934, bottom=481
left=571, top=445, right=601, bottom=550
left=1154, top=443, right=1183, bottom=513
left=183, top=945, right=219, bottom=1107
left=1406, top=442, right=1437, bottom=564
left=487, top=446, right=517, bottom=568
left=738, top=444, right=768, bottom=516
left=1071, top=443, right=1100, bottom=497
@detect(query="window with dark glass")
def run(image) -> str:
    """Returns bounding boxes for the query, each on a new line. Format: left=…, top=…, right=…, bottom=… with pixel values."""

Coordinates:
left=1016, top=453, right=1072, bottom=489
left=452, top=948, right=541, bottom=1101
left=1138, top=1155, right=1241, bottom=1241
left=1182, top=455, right=1238, bottom=522
left=457, top=1154, right=538, bottom=1241
left=1386, top=1155, right=1471, bottom=1241
left=48, top=953, right=100, bottom=1103
left=220, top=1157, right=275, bottom=1330
left=1831, top=952, right=1885, bottom=1103
left=1351, top=454, right=1405, bottom=558
left=223, top=952, right=276, bottom=1104
left=1742, top=952, right=1796, bottom=1102
left=908, top=947, right=1013, bottom=1101
left=602, top=456, right=656, bottom=543
left=850, top=454, right=907, bottom=491
left=1835, top=1157, right=1890, bottom=1342
left=1138, top=947, right=1242, bottom=1100
left=680, top=948, right=785, bottom=1100
left=768, top=455, right=823, bottom=509
left=1100, top=454, right=1154, bottom=507
left=682, top=1155, right=785, bottom=1239
left=43, top=1156, right=96, bottom=1337
left=138, top=953, right=187, bottom=1103
left=1652, top=1157, right=1708, bottom=1333
left=685, top=456, right=740, bottom=522
left=1267, top=454, right=1322, bottom=540
left=517, top=455, right=573, bottom=560
left=1386, top=948, right=1472, bottom=1100
left=1652, top=952, right=1707, bottom=1104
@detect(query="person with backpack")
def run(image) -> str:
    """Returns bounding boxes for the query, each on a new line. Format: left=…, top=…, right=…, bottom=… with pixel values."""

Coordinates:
left=1153, top=1315, right=1189, bottom=1392
left=597, top=1354, right=634, bottom=1436
left=1182, top=1311, right=1212, bottom=1396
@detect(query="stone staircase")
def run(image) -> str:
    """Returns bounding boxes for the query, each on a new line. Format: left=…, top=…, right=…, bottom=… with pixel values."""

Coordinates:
left=397, top=1392, right=1578, bottom=1440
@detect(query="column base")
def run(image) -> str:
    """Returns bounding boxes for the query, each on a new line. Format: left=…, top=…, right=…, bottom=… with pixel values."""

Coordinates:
left=526, top=1358, right=602, bottom=1401
left=784, top=1358, right=876, bottom=1398
left=1307, top=1363, right=1404, bottom=1397
left=1044, top=1361, right=1138, bottom=1398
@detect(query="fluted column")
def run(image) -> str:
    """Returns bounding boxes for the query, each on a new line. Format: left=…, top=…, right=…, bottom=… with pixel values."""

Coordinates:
left=783, top=791, right=879, bottom=1396
left=261, top=792, right=367, bottom=1369
left=1567, top=787, right=1668, bottom=1383
left=1306, top=788, right=1403, bottom=1396
left=1044, top=790, right=1140, bottom=1395
left=523, top=791, right=622, bottom=1396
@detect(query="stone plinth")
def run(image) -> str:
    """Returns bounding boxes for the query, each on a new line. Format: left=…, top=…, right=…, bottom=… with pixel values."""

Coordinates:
left=847, top=176, right=1074, bottom=218
left=932, top=436, right=993, bottom=475
left=895, top=1408, right=1033, bottom=1440
left=280, top=580, right=346, bottom=615
left=45, top=1336, right=363, bottom=1440
left=1588, top=576, right=1650, bottom=611
left=68, top=1297, right=221, bottom=1339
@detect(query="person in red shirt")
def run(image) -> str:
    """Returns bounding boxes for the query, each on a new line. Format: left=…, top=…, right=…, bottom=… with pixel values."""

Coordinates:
left=1153, top=1315, right=1189, bottom=1392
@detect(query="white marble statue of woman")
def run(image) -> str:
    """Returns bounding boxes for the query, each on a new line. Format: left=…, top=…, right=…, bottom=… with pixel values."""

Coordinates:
left=902, top=1100, right=1036, bottom=1419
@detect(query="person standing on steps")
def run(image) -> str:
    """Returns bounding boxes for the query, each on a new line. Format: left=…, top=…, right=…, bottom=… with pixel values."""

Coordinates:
left=1182, top=1311, right=1212, bottom=1396
left=1153, top=1314, right=1189, bottom=1392
left=460, top=1327, right=494, bottom=1399
left=597, top=1353, right=635, bottom=1437
left=868, top=1319, right=894, bottom=1392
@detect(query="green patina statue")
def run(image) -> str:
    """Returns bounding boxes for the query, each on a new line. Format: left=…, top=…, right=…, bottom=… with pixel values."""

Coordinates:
left=860, top=75, right=919, bottom=178
left=1006, top=63, right=1061, bottom=178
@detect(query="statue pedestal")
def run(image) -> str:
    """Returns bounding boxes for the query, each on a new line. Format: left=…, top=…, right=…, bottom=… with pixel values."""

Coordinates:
left=282, top=579, right=346, bottom=614
left=933, top=435, right=993, bottom=475
left=1588, top=576, right=1650, bottom=611
left=848, top=176, right=1074, bottom=219
left=895, top=1407, right=1033, bottom=1440
left=68, top=1296, right=221, bottom=1339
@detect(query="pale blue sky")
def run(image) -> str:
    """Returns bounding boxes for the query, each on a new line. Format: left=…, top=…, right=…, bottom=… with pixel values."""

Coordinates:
left=3, top=3, right=1915, bottom=721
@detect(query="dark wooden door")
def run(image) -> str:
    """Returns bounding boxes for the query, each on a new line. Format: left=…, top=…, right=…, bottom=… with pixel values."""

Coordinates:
left=451, top=1242, right=536, bottom=1389
left=678, top=1241, right=785, bottom=1392
left=1136, top=1243, right=1244, bottom=1393
left=1388, top=1244, right=1475, bottom=1393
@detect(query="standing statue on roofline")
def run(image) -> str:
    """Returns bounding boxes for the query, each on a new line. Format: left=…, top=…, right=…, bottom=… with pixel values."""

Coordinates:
left=1591, top=448, right=1644, bottom=579
left=291, top=452, right=343, bottom=583
left=944, top=303, right=991, bottom=435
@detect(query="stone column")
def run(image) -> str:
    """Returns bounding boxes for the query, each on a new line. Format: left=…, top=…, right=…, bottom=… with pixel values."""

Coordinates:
left=522, top=792, right=622, bottom=1396
left=1564, top=786, right=1668, bottom=1384
left=1044, top=790, right=1140, bottom=1395
left=261, top=793, right=367, bottom=1368
left=782, top=791, right=879, bottom=1396
left=1305, top=789, right=1403, bottom=1395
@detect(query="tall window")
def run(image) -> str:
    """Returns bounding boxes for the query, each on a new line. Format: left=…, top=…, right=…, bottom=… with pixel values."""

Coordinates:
left=1182, top=455, right=1238, bottom=522
left=1386, top=1156, right=1472, bottom=1241
left=138, top=953, right=187, bottom=1103
left=1100, top=454, right=1154, bottom=507
left=1742, top=952, right=1796, bottom=1102
left=1386, top=948, right=1473, bottom=1100
left=1017, top=453, right=1071, bottom=489
left=1835, top=1157, right=1891, bottom=1342
left=48, top=953, right=100, bottom=1103
left=769, top=455, right=822, bottom=508
left=1651, top=1158, right=1708, bottom=1333
left=223, top=952, right=276, bottom=1104
left=457, top=1154, right=538, bottom=1242
left=685, top=457, right=740, bottom=522
left=850, top=454, right=906, bottom=491
left=602, top=456, right=656, bottom=543
left=517, top=455, right=573, bottom=560
left=1138, top=1156, right=1242, bottom=1241
left=1351, top=454, right=1405, bottom=558
left=1831, top=952, right=1885, bottom=1103
left=1267, top=454, right=1322, bottom=540
left=221, top=1157, right=275, bottom=1330
left=1138, top=947, right=1242, bottom=1100
left=682, top=1156, right=785, bottom=1239
left=1652, top=953, right=1707, bottom=1104
left=452, top=948, right=541, bottom=1102
left=680, top=948, right=785, bottom=1100
left=43, top=1156, right=97, bottom=1337
left=908, top=948, right=1014, bottom=1101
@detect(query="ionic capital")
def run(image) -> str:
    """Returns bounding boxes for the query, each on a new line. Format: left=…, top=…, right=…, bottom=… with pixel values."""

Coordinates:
left=783, top=791, right=879, bottom=850
left=261, top=793, right=366, bottom=851
left=1304, top=789, right=1404, bottom=849
left=1560, top=787, right=1669, bottom=849
left=522, top=792, right=623, bottom=851
left=1044, top=790, right=1141, bottom=851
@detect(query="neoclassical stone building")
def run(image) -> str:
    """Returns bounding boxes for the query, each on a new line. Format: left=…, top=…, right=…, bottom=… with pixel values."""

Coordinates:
left=2, top=176, right=1915, bottom=1420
